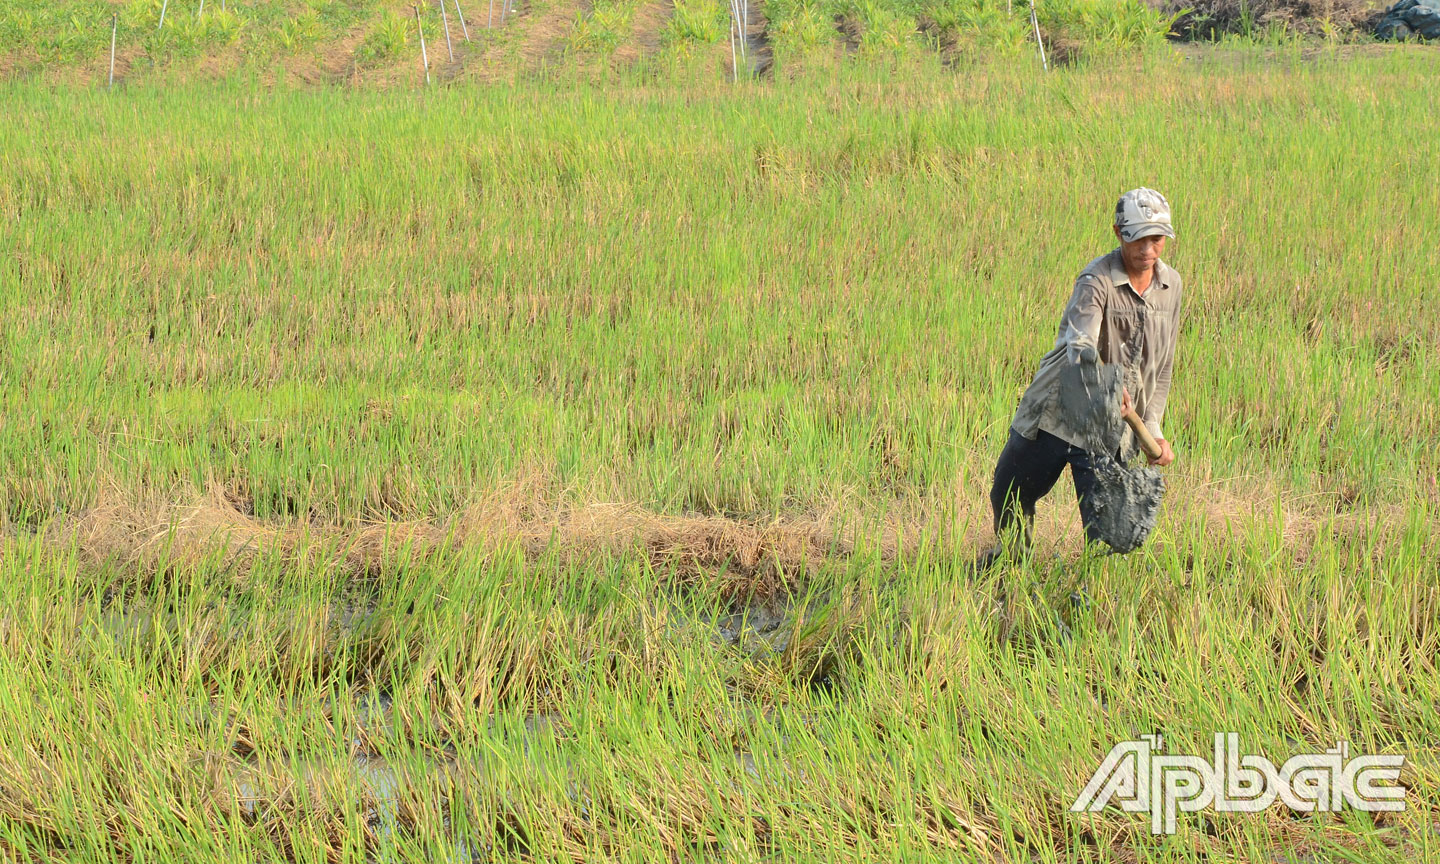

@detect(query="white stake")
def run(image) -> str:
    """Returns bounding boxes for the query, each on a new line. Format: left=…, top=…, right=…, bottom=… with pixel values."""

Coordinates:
left=727, top=0, right=737, bottom=81
left=733, top=0, right=746, bottom=64
left=108, top=14, right=117, bottom=88
left=158, top=0, right=169, bottom=29
left=488, top=0, right=494, bottom=27
left=197, top=0, right=204, bottom=18
left=438, top=0, right=454, bottom=60
left=1029, top=0, right=1047, bottom=71
left=414, top=5, right=430, bottom=83
left=742, top=0, right=748, bottom=59
left=453, top=0, right=470, bottom=41
left=741, top=0, right=748, bottom=62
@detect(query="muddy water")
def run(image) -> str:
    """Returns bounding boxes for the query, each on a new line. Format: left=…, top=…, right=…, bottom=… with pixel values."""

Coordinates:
left=232, top=708, right=797, bottom=864
left=93, top=599, right=811, bottom=857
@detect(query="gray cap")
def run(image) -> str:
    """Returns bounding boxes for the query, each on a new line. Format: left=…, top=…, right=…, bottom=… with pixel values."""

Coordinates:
left=1114, top=187, right=1176, bottom=242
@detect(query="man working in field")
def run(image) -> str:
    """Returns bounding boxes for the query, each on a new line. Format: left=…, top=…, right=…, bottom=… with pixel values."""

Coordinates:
left=977, top=188, right=1181, bottom=569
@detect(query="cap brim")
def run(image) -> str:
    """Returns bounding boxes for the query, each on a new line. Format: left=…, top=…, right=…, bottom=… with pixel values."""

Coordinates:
left=1120, top=223, right=1176, bottom=242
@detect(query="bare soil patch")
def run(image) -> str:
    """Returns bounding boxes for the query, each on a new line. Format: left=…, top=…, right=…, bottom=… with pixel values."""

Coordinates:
left=611, top=0, right=673, bottom=65
left=739, top=0, right=772, bottom=75
left=517, top=0, right=592, bottom=70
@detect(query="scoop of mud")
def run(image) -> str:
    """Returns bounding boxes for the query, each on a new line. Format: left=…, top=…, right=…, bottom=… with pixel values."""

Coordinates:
left=1057, top=359, right=1165, bottom=553
left=1087, top=457, right=1164, bottom=553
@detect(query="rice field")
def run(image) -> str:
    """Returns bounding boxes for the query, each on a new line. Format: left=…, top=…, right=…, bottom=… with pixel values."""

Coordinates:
left=1, top=45, right=1438, bottom=862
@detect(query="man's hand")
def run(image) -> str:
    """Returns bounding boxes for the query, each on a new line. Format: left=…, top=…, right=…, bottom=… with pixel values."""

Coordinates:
left=1122, top=388, right=1174, bottom=466
left=1149, top=438, right=1175, bottom=467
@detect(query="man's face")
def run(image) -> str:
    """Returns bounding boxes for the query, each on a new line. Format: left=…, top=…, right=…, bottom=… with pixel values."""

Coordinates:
left=1114, top=226, right=1167, bottom=274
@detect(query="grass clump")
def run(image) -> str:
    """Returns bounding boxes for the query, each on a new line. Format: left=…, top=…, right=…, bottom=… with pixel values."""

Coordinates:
left=355, top=8, right=411, bottom=65
left=665, top=0, right=729, bottom=44
left=565, top=0, right=640, bottom=54
left=767, top=0, right=833, bottom=55
left=918, top=0, right=1031, bottom=53
left=273, top=9, right=324, bottom=52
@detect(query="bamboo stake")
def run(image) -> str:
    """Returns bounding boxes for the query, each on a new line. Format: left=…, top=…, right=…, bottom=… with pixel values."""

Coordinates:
left=453, top=0, right=470, bottom=41
left=727, top=0, right=738, bottom=81
left=1029, top=0, right=1047, bottom=71
left=414, top=5, right=430, bottom=83
left=738, top=0, right=747, bottom=64
left=438, top=0, right=454, bottom=61
left=108, top=14, right=117, bottom=88
left=742, top=0, right=748, bottom=62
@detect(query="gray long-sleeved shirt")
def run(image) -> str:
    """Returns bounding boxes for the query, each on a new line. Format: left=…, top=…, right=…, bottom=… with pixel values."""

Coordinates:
left=1011, top=248, right=1182, bottom=452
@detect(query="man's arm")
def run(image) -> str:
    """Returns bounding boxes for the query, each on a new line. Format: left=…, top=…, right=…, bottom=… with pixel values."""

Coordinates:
left=1142, top=290, right=1181, bottom=466
left=1060, top=275, right=1106, bottom=360
left=1143, top=349, right=1173, bottom=442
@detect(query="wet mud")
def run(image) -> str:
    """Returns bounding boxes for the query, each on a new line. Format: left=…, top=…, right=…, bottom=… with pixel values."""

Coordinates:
left=1058, top=359, right=1164, bottom=553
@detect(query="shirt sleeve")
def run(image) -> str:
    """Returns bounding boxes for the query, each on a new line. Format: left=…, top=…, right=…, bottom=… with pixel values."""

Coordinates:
left=1059, top=274, right=1106, bottom=352
left=1142, top=295, right=1181, bottom=441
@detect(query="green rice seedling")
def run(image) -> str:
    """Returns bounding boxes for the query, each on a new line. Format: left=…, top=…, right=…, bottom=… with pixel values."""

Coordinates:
left=30, top=10, right=97, bottom=62
left=274, top=9, right=323, bottom=51
left=837, top=0, right=918, bottom=56
left=1035, top=0, right=1175, bottom=58
left=665, top=0, right=727, bottom=43
left=766, top=0, right=834, bottom=55
left=918, top=0, right=1029, bottom=52
left=205, top=8, right=245, bottom=44
left=564, top=0, right=637, bottom=55
left=355, top=7, right=412, bottom=64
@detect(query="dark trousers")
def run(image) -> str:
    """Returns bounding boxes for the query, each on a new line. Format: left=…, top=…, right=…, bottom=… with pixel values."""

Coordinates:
left=989, top=428, right=1103, bottom=549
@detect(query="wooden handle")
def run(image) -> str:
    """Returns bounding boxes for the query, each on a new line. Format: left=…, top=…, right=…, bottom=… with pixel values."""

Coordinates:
left=1121, top=407, right=1164, bottom=462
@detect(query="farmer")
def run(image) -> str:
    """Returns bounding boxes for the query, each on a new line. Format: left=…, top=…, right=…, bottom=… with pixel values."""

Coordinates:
left=977, top=188, right=1181, bottom=569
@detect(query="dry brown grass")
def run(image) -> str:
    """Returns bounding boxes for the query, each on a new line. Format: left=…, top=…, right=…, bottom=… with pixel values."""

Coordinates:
left=44, top=462, right=1434, bottom=607
left=57, top=473, right=918, bottom=601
